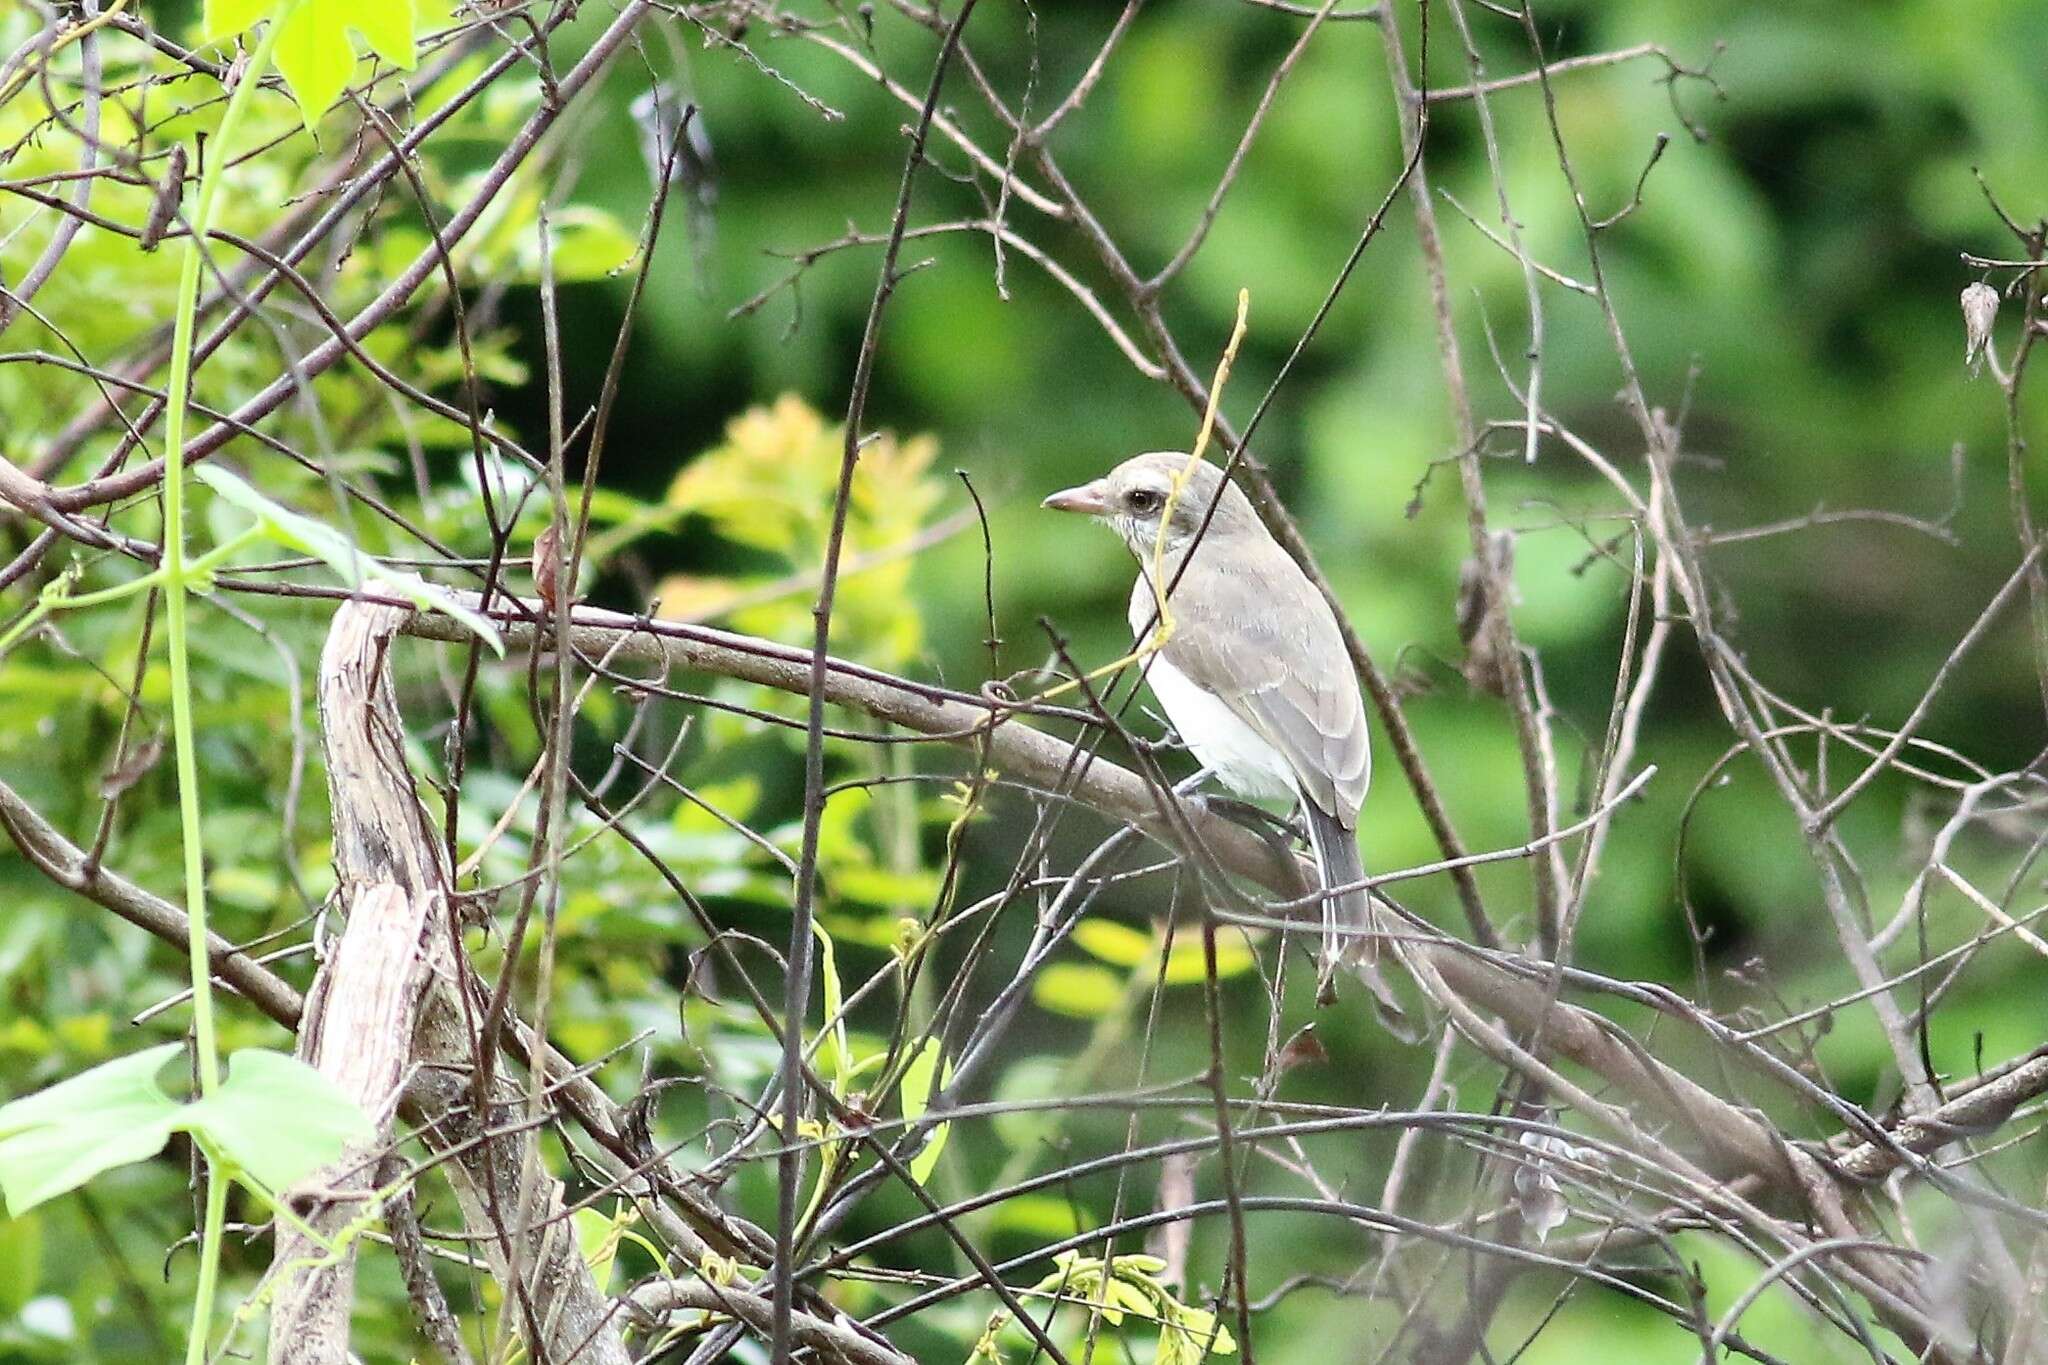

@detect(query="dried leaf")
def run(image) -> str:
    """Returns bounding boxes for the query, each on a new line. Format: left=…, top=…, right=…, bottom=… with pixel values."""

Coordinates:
left=1145, top=1150, right=1197, bottom=1290
left=1962, top=281, right=1999, bottom=375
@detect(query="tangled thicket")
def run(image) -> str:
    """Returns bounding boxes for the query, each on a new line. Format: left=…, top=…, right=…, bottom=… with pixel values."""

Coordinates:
left=2, top=1, right=2046, bottom=1363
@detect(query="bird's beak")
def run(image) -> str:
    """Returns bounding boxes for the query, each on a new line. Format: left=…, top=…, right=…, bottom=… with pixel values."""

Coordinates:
left=1042, top=479, right=1111, bottom=516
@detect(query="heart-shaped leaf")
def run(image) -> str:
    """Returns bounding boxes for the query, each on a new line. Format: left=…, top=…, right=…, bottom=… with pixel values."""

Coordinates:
left=273, top=0, right=357, bottom=131
left=0, top=1045, right=185, bottom=1216
left=0, top=1045, right=373, bottom=1216
left=234, top=0, right=425, bottom=133
left=202, top=0, right=272, bottom=43
left=187, top=1050, right=374, bottom=1193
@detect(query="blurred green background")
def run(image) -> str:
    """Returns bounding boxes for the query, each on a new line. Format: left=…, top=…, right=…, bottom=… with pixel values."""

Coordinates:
left=3, top=0, right=2046, bottom=1360
left=552, top=0, right=2046, bottom=1086
left=496, top=1, right=2048, bottom=1357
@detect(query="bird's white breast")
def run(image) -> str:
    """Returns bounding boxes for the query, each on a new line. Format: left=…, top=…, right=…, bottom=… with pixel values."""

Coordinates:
left=1144, top=656, right=1298, bottom=802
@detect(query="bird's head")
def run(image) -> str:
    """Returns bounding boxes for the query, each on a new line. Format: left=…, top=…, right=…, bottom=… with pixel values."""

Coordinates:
left=1042, top=452, right=1257, bottom=559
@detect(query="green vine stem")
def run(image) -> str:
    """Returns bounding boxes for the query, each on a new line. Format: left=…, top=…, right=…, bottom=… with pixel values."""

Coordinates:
left=160, top=10, right=292, bottom=1362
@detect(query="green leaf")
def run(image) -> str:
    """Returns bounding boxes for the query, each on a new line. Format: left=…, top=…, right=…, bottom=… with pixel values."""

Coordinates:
left=1172, top=1305, right=1237, bottom=1358
left=268, top=0, right=421, bottom=130
left=273, top=0, right=356, bottom=131
left=187, top=1050, right=373, bottom=1193
left=834, top=865, right=942, bottom=908
left=0, top=1045, right=183, bottom=1216
left=546, top=207, right=639, bottom=282
left=1071, top=920, right=1153, bottom=967
left=195, top=463, right=368, bottom=578
left=0, top=1045, right=375, bottom=1215
left=195, top=465, right=504, bottom=655
left=1102, top=1277, right=1153, bottom=1324
left=989, top=1193, right=1095, bottom=1240
left=202, top=0, right=272, bottom=43
left=990, top=1057, right=1063, bottom=1147
left=812, top=921, right=850, bottom=1098
left=1108, top=1253, right=1167, bottom=1274
left=898, top=1038, right=952, bottom=1184
left=1011, top=1252, right=1233, bottom=1365
left=1067, top=922, right=1261, bottom=984
left=1030, top=963, right=1123, bottom=1019
left=0, top=1210, right=43, bottom=1315
left=349, top=0, right=420, bottom=69
left=573, top=1204, right=633, bottom=1295
left=372, top=572, right=504, bottom=656
left=1160, top=932, right=1256, bottom=985
left=673, top=777, right=760, bottom=836
left=899, top=1039, right=941, bottom=1123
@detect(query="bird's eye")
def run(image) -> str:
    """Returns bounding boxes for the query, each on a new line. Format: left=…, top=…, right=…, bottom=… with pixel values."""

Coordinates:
left=1127, top=489, right=1163, bottom=514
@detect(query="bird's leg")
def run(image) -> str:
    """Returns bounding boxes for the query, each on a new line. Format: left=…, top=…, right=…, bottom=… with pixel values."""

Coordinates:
left=1204, top=794, right=1301, bottom=843
left=1174, top=769, right=1302, bottom=867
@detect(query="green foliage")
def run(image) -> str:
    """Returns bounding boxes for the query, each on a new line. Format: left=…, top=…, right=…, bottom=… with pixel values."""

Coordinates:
left=1070, top=920, right=1259, bottom=987
left=972, top=1252, right=1236, bottom=1365
left=0, top=1212, right=39, bottom=1319
left=898, top=1036, right=951, bottom=1183
left=0, top=1045, right=369, bottom=1216
left=0, top=29, right=630, bottom=482
left=1031, top=962, right=1125, bottom=1020
left=204, top=0, right=431, bottom=133
left=572, top=1203, right=663, bottom=1297
left=0, top=1047, right=193, bottom=1217
left=4, top=0, right=2046, bottom=1360
left=650, top=395, right=943, bottom=665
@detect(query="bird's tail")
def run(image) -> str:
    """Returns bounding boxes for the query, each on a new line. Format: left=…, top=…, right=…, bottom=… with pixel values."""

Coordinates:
left=1303, top=805, right=1416, bottom=1040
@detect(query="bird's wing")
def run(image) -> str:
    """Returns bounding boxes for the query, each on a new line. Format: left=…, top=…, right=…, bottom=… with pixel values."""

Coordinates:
left=1132, top=544, right=1370, bottom=823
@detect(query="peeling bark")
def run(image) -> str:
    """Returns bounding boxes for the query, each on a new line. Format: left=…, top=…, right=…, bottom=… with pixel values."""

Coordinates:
left=266, top=598, right=629, bottom=1365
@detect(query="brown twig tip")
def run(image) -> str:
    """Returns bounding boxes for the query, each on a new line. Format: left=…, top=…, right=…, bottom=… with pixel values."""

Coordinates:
left=531, top=520, right=564, bottom=613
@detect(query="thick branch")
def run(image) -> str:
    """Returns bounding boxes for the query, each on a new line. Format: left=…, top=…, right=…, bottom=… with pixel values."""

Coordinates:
left=1835, top=1046, right=2048, bottom=1181
left=399, top=593, right=1311, bottom=897
left=395, top=596, right=1848, bottom=1197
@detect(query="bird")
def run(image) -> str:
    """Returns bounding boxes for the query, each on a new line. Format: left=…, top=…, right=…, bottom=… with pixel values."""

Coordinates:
left=1044, top=452, right=1406, bottom=1022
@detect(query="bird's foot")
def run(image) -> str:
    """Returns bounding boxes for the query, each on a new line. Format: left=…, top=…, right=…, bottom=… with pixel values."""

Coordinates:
left=1189, top=791, right=1306, bottom=872
left=1200, top=793, right=1296, bottom=838
left=1130, top=709, right=1187, bottom=757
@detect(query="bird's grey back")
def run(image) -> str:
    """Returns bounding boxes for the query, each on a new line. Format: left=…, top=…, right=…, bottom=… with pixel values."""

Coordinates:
left=1129, top=496, right=1371, bottom=822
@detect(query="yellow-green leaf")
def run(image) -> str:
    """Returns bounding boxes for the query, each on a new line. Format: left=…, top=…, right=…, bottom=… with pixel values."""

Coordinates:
left=899, top=1038, right=952, bottom=1183
left=350, top=0, right=419, bottom=69
left=1071, top=919, right=1154, bottom=967
left=190, top=1049, right=374, bottom=1194
left=0, top=1213, right=39, bottom=1317
left=1031, top=963, right=1123, bottom=1019
left=269, top=0, right=426, bottom=132
left=547, top=206, right=638, bottom=281
left=272, top=0, right=356, bottom=131
left=1160, top=931, right=1258, bottom=985
left=203, top=0, right=271, bottom=42
left=835, top=866, right=942, bottom=908
left=195, top=465, right=503, bottom=654
left=573, top=1204, right=633, bottom=1294
left=813, top=921, right=850, bottom=1097
left=990, top=1193, right=1096, bottom=1240
left=0, top=1045, right=183, bottom=1216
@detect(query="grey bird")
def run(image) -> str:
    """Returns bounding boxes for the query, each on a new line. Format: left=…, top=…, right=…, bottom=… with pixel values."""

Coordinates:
left=1045, top=452, right=1405, bottom=1019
